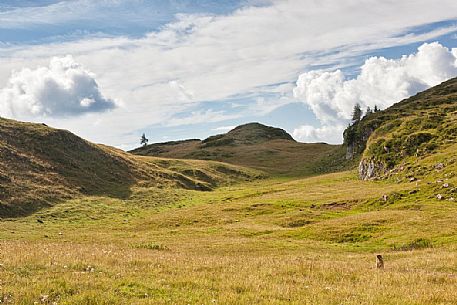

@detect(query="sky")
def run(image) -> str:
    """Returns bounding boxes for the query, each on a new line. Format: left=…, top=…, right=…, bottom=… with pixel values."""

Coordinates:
left=1, top=0, right=457, bottom=149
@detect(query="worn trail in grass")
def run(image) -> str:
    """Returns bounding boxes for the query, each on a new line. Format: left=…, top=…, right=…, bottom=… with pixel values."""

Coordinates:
left=1, top=171, right=457, bottom=304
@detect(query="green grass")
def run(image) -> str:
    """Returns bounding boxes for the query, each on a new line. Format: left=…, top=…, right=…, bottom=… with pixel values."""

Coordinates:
left=0, top=117, right=262, bottom=217
left=2, top=79, right=457, bottom=304
left=131, top=123, right=351, bottom=177
left=2, top=169, right=457, bottom=304
left=348, top=77, right=457, bottom=179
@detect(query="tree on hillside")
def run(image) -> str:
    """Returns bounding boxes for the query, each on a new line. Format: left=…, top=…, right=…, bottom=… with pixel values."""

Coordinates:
left=343, top=123, right=356, bottom=145
left=374, top=105, right=380, bottom=112
left=365, top=106, right=373, bottom=116
left=140, top=133, right=149, bottom=146
left=352, top=103, right=362, bottom=122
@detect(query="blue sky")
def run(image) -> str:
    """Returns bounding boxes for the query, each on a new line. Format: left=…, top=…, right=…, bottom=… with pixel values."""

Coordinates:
left=0, top=0, right=246, bottom=43
left=1, top=0, right=457, bottom=149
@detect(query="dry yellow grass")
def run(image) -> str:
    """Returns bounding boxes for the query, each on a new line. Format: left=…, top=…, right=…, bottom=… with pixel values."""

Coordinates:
left=1, top=171, right=457, bottom=304
left=0, top=117, right=262, bottom=217
left=1, top=241, right=457, bottom=304
left=130, top=123, right=350, bottom=176
left=3, top=77, right=457, bottom=305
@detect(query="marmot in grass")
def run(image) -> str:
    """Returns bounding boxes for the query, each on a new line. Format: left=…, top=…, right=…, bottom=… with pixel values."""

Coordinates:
left=376, top=254, right=384, bottom=269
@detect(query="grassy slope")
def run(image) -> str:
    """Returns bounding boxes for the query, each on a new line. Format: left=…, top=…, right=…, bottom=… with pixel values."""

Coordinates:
left=2, top=80, right=457, bottom=303
left=349, top=77, right=457, bottom=180
left=1, top=169, right=457, bottom=304
left=0, top=118, right=262, bottom=217
left=131, top=123, right=350, bottom=176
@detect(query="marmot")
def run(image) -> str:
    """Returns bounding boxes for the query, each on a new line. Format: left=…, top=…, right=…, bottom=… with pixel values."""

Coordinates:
left=376, top=254, right=384, bottom=269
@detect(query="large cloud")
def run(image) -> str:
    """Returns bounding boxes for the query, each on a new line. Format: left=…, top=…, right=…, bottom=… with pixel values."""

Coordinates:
left=1, top=1, right=457, bottom=147
left=293, top=42, right=457, bottom=143
left=0, top=55, right=115, bottom=118
left=292, top=124, right=347, bottom=145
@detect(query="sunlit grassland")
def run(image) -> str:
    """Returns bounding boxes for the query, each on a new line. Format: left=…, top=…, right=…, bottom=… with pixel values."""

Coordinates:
left=1, top=171, right=457, bottom=304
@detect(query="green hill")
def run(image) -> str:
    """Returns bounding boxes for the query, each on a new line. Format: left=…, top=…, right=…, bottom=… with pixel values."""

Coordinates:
left=131, top=122, right=350, bottom=176
left=3, top=80, right=457, bottom=304
left=0, top=118, right=261, bottom=217
left=344, top=77, right=457, bottom=182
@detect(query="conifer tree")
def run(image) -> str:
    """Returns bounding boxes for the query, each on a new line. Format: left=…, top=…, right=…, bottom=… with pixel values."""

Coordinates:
left=352, top=103, right=362, bottom=122
left=140, top=133, right=149, bottom=146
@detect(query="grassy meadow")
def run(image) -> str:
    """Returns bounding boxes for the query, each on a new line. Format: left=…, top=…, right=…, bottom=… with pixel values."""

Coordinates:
left=1, top=169, right=457, bottom=304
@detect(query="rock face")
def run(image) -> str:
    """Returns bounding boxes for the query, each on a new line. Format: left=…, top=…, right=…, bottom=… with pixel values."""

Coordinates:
left=345, top=143, right=354, bottom=160
left=358, top=159, right=385, bottom=180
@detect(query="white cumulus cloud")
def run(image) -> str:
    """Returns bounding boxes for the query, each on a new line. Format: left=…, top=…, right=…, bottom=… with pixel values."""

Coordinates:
left=293, top=42, right=457, bottom=143
left=212, top=125, right=236, bottom=132
left=2, top=1, right=457, bottom=147
left=292, top=124, right=346, bottom=145
left=0, top=55, right=115, bottom=118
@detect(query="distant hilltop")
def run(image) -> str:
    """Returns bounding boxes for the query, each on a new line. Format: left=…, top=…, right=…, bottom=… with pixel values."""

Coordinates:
left=131, top=122, right=348, bottom=176
left=202, top=122, right=295, bottom=146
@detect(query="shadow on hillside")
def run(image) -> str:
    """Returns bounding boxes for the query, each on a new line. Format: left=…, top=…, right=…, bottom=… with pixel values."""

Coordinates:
left=0, top=128, right=138, bottom=218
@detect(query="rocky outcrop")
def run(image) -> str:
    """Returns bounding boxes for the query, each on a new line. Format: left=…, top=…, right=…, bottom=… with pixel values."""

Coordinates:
left=345, top=143, right=354, bottom=160
left=358, top=159, right=386, bottom=180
